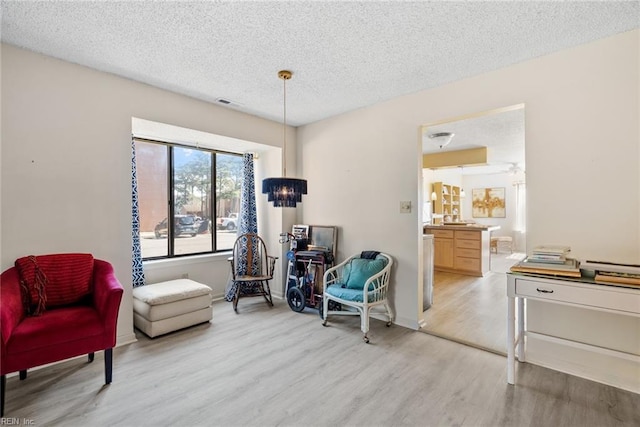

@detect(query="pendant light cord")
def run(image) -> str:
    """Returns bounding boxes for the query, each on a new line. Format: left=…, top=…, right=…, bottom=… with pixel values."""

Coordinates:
left=282, top=75, right=287, bottom=178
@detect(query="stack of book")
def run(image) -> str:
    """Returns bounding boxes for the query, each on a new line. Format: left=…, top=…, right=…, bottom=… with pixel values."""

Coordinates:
left=528, top=245, right=571, bottom=263
left=510, top=245, right=581, bottom=278
left=580, top=260, right=640, bottom=287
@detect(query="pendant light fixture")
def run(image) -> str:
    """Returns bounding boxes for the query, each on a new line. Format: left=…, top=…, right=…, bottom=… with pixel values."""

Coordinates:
left=262, top=70, right=307, bottom=208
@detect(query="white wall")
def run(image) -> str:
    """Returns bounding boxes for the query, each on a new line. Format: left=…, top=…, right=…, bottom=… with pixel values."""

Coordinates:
left=1, top=44, right=296, bottom=344
left=298, top=30, right=639, bottom=336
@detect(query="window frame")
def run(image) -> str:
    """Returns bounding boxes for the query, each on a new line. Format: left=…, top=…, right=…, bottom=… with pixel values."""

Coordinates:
left=134, top=137, right=243, bottom=260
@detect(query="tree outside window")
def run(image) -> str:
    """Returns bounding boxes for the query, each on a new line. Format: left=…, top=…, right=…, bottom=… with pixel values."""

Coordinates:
left=135, top=140, right=243, bottom=259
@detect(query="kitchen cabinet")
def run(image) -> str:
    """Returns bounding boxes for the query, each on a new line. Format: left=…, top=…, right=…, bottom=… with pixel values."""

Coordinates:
left=424, top=225, right=499, bottom=277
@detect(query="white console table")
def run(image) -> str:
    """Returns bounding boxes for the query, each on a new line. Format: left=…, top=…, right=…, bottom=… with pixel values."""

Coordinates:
left=506, top=272, right=640, bottom=386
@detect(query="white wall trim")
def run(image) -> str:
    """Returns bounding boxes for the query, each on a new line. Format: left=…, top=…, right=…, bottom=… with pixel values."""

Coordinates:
left=525, top=332, right=640, bottom=394
left=117, top=333, right=138, bottom=347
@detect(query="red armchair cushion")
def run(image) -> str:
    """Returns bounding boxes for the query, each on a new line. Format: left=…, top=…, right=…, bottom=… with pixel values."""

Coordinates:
left=7, top=306, right=103, bottom=355
left=15, top=253, right=94, bottom=314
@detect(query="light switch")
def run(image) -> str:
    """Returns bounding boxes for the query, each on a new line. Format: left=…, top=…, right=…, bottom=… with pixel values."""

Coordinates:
left=400, top=201, right=412, bottom=213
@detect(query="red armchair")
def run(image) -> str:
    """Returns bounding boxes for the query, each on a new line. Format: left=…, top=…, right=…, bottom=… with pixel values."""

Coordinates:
left=0, top=254, right=123, bottom=416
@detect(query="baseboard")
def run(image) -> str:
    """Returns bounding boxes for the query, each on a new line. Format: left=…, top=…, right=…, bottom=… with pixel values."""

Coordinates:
left=394, top=314, right=420, bottom=330
left=525, top=332, right=640, bottom=394
left=418, top=317, right=427, bottom=329
left=212, top=292, right=285, bottom=302
left=419, top=329, right=506, bottom=357
left=116, top=332, right=138, bottom=347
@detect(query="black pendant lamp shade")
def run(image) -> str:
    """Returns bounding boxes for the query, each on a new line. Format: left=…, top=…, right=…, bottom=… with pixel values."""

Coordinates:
left=262, top=70, right=307, bottom=208
left=262, top=177, right=308, bottom=208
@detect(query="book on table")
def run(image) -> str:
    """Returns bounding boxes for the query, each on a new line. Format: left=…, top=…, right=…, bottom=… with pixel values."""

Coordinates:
left=580, top=260, right=640, bottom=275
left=529, top=245, right=571, bottom=263
left=533, top=244, right=571, bottom=252
left=510, top=257, right=581, bottom=277
left=594, top=271, right=640, bottom=287
left=532, top=245, right=571, bottom=256
left=526, top=254, right=567, bottom=264
left=576, top=260, right=640, bottom=287
left=521, top=258, right=578, bottom=269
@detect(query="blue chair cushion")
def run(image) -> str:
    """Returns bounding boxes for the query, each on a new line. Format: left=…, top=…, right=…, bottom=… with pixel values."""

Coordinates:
left=344, top=257, right=386, bottom=290
left=325, top=284, right=376, bottom=303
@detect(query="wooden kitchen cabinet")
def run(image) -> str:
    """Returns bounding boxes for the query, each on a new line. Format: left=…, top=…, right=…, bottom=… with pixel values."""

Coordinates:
left=424, top=225, right=498, bottom=277
left=433, top=234, right=454, bottom=268
left=454, top=229, right=481, bottom=273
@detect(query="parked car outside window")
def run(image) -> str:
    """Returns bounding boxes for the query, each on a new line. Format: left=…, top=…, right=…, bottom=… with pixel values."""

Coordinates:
left=216, top=213, right=238, bottom=231
left=154, top=215, right=199, bottom=238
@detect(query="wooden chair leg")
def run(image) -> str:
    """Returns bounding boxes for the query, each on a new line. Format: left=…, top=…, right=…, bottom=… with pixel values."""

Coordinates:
left=19, top=370, right=27, bottom=380
left=88, top=352, right=95, bottom=363
left=104, top=348, right=113, bottom=384
left=262, top=282, right=274, bottom=306
left=1, top=374, right=5, bottom=417
left=259, top=282, right=268, bottom=303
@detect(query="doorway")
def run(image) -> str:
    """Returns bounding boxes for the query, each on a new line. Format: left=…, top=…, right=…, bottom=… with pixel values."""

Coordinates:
left=419, top=105, right=526, bottom=355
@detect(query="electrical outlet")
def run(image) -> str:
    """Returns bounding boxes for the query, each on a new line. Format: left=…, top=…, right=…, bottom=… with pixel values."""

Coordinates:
left=400, top=201, right=412, bottom=213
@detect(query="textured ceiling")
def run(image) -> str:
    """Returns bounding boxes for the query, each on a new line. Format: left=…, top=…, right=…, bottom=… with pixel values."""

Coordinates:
left=423, top=106, right=526, bottom=174
left=1, top=1, right=639, bottom=127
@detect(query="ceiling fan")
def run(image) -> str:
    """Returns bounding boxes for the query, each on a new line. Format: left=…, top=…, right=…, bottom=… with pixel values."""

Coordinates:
left=486, top=162, right=523, bottom=175
left=505, top=162, right=523, bottom=175
left=466, top=162, right=524, bottom=176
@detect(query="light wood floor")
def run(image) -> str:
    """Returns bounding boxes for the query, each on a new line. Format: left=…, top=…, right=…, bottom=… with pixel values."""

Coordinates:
left=4, top=298, right=639, bottom=426
left=421, top=252, right=525, bottom=354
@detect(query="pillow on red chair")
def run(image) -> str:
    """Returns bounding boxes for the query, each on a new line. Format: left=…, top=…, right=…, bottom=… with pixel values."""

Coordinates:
left=15, top=253, right=94, bottom=315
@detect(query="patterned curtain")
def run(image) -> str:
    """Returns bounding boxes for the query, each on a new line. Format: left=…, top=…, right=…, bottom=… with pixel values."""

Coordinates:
left=131, top=138, right=146, bottom=288
left=225, top=153, right=258, bottom=301
left=237, top=153, right=258, bottom=237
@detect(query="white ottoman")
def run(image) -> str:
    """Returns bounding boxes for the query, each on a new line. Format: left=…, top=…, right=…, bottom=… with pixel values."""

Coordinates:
left=133, top=279, right=213, bottom=338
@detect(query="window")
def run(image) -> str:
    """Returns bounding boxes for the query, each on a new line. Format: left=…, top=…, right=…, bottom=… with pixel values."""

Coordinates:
left=135, top=139, right=243, bottom=259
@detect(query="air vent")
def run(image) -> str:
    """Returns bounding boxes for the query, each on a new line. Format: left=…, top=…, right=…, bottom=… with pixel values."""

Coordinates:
left=215, top=98, right=244, bottom=110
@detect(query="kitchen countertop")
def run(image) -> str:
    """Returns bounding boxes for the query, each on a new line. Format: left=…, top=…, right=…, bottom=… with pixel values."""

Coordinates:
left=423, top=224, right=500, bottom=232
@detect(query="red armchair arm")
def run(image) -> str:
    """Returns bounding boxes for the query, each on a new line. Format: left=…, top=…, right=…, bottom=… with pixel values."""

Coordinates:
left=92, top=260, right=124, bottom=347
left=0, top=268, right=25, bottom=362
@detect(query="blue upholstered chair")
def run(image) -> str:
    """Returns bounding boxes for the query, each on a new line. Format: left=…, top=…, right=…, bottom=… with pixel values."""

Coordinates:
left=321, top=252, right=393, bottom=343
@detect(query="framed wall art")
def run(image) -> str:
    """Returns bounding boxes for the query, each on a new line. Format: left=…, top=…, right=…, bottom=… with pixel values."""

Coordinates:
left=472, top=187, right=506, bottom=218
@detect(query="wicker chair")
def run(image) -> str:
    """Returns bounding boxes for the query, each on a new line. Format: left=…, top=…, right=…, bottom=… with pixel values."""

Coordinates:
left=228, top=233, right=277, bottom=313
left=321, top=252, right=393, bottom=343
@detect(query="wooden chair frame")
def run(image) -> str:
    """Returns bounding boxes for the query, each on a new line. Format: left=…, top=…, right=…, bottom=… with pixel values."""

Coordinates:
left=228, top=233, right=277, bottom=313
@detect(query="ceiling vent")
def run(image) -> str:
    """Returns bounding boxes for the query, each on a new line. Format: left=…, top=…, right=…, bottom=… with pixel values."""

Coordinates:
left=215, top=98, right=243, bottom=108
